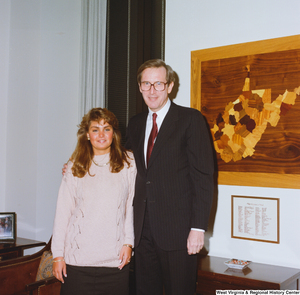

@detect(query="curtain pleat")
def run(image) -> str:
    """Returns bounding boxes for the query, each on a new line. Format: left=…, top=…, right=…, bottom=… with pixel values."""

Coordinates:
left=79, top=0, right=107, bottom=119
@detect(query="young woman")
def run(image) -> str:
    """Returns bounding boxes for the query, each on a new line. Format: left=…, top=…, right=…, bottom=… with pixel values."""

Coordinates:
left=51, top=108, right=136, bottom=295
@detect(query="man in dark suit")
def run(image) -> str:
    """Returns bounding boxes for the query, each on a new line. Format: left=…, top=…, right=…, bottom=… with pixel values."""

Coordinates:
left=126, top=59, right=214, bottom=295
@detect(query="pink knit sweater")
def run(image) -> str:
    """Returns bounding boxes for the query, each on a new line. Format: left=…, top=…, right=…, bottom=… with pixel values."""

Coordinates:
left=51, top=152, right=136, bottom=267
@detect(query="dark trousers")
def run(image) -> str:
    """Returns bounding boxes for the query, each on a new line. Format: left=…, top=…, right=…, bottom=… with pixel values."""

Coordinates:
left=60, top=264, right=129, bottom=295
left=135, top=209, right=197, bottom=295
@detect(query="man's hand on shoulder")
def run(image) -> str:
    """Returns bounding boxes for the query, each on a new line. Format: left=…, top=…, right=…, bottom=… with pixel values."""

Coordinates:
left=62, top=163, right=68, bottom=175
left=187, top=230, right=204, bottom=255
left=62, top=158, right=72, bottom=175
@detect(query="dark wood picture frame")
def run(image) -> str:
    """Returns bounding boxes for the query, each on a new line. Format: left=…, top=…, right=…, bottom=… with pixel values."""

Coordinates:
left=191, top=34, right=300, bottom=189
left=0, top=212, right=16, bottom=242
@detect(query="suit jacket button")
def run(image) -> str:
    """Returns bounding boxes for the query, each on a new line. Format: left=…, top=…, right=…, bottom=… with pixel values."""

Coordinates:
left=146, top=181, right=151, bottom=184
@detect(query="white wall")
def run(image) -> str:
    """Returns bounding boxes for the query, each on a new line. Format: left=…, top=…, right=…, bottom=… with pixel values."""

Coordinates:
left=165, top=0, right=300, bottom=268
left=0, top=0, right=10, bottom=211
left=0, top=0, right=81, bottom=243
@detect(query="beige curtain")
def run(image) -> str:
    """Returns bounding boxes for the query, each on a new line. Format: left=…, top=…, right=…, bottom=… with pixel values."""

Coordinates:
left=79, top=0, right=107, bottom=118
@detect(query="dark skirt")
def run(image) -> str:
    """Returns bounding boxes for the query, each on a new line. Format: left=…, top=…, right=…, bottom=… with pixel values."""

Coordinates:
left=60, top=264, right=130, bottom=295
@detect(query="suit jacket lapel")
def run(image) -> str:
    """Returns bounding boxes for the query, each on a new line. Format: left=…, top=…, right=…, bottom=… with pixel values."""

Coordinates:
left=147, top=103, right=179, bottom=169
left=134, top=112, right=148, bottom=172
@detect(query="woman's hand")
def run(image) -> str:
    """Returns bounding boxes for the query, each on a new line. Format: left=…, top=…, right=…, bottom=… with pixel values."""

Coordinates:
left=118, top=245, right=132, bottom=270
left=52, top=257, right=67, bottom=283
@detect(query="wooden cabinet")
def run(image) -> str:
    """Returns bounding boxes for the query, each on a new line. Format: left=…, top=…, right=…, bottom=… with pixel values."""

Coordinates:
left=197, top=256, right=300, bottom=294
left=0, top=237, right=46, bottom=261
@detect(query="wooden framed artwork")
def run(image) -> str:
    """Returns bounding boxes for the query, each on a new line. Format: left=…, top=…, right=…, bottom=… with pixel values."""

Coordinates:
left=191, top=35, right=300, bottom=188
left=0, top=212, right=16, bottom=242
left=231, top=195, right=279, bottom=244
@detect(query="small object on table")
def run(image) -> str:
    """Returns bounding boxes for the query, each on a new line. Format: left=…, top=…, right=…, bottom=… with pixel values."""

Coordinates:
left=224, top=258, right=251, bottom=269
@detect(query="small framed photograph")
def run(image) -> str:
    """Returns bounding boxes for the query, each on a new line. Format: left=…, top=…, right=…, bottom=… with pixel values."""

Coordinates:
left=0, top=212, right=16, bottom=242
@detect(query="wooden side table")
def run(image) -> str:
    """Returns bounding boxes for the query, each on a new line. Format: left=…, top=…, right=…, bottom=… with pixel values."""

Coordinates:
left=0, top=237, right=46, bottom=261
left=197, top=255, right=300, bottom=295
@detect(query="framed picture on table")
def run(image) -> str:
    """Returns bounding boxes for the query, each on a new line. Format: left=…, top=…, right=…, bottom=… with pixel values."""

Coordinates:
left=0, top=212, right=16, bottom=243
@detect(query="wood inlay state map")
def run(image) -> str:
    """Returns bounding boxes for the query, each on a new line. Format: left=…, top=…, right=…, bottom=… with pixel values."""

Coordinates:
left=200, top=48, right=300, bottom=175
left=211, top=66, right=300, bottom=163
left=192, top=36, right=300, bottom=187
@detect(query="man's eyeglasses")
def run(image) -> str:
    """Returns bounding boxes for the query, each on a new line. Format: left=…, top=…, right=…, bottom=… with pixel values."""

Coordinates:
left=140, top=81, right=168, bottom=91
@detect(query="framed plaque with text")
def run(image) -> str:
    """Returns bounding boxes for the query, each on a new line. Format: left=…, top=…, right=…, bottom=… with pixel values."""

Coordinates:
left=231, top=195, right=279, bottom=243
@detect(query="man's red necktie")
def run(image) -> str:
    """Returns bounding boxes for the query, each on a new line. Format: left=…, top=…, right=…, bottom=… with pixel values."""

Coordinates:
left=146, top=113, right=158, bottom=165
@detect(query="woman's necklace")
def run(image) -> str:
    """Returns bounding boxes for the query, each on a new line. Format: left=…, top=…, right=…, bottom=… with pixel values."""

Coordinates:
left=92, top=159, right=110, bottom=167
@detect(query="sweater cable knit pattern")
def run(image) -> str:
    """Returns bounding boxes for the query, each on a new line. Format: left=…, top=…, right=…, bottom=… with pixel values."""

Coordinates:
left=51, top=152, right=136, bottom=268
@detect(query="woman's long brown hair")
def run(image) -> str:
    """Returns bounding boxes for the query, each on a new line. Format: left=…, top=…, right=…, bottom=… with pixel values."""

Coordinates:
left=71, top=108, right=130, bottom=178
